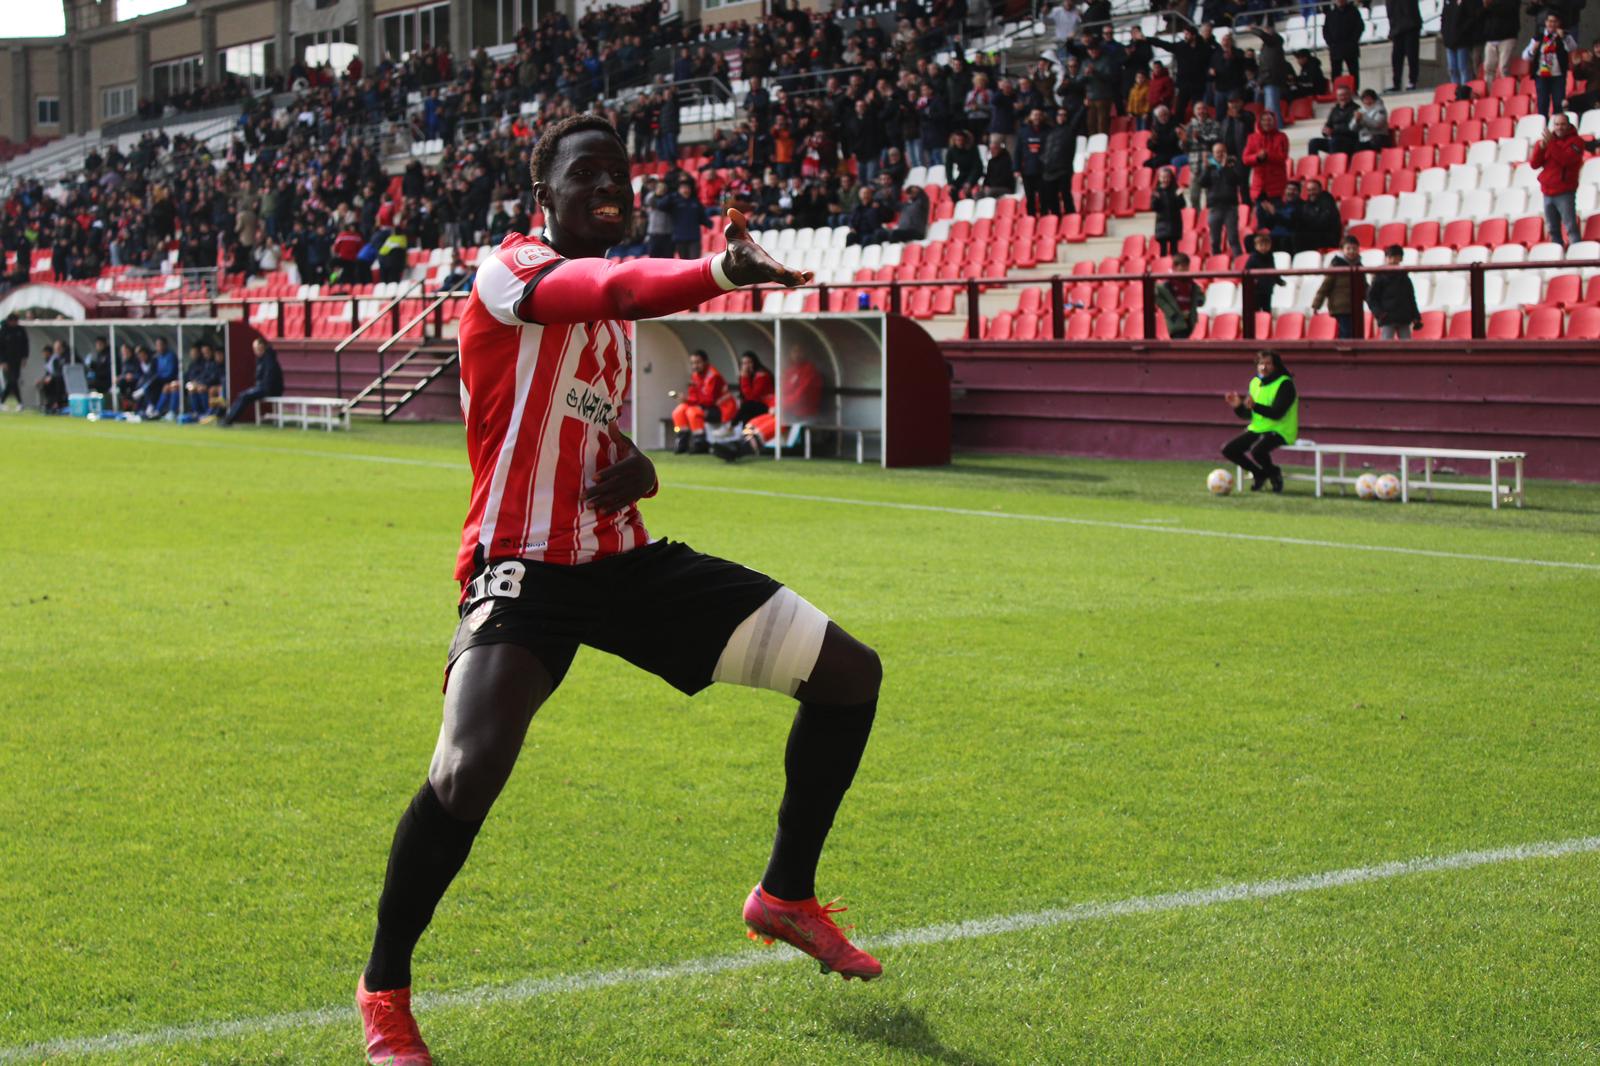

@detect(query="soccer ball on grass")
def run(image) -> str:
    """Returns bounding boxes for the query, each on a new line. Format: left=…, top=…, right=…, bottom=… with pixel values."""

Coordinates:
left=1354, top=472, right=1379, bottom=499
left=1206, top=468, right=1234, bottom=495
left=1374, top=473, right=1402, bottom=501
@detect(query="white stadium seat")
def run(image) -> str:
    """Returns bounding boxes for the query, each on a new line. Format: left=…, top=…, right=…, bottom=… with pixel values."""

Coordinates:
left=1446, top=164, right=1480, bottom=192
left=1466, top=141, right=1497, bottom=167
left=1429, top=190, right=1462, bottom=220
left=1495, top=137, right=1529, bottom=165
left=1479, top=162, right=1512, bottom=190
left=1455, top=244, right=1490, bottom=265
left=1494, top=187, right=1530, bottom=219
left=1415, top=167, right=1448, bottom=195
left=1489, top=243, right=1528, bottom=264
left=1397, top=190, right=1429, bottom=218
left=1429, top=272, right=1467, bottom=309
left=1419, top=246, right=1454, bottom=268
left=1459, top=189, right=1494, bottom=221
left=1514, top=114, right=1547, bottom=140
left=1365, top=194, right=1397, bottom=223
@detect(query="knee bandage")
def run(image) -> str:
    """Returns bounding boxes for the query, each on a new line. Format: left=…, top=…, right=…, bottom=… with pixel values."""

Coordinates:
left=712, top=588, right=829, bottom=696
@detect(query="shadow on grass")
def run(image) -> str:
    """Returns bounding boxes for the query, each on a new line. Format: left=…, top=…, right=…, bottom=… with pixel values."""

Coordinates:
left=830, top=1003, right=1000, bottom=1066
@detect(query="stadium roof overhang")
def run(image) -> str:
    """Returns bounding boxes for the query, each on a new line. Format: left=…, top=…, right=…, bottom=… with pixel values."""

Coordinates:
left=0, top=283, right=101, bottom=321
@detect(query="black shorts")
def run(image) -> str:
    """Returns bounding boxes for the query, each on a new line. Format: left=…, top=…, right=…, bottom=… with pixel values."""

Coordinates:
left=445, top=539, right=783, bottom=695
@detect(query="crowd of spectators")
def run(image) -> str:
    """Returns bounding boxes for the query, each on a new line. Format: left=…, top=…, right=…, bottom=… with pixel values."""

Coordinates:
left=3, top=0, right=1597, bottom=305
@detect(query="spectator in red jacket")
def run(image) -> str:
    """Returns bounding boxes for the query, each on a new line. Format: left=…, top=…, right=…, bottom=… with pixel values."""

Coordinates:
left=1242, top=110, right=1291, bottom=203
left=735, top=350, right=775, bottom=424
left=1530, top=113, right=1588, bottom=245
left=331, top=224, right=366, bottom=285
left=670, top=349, right=736, bottom=454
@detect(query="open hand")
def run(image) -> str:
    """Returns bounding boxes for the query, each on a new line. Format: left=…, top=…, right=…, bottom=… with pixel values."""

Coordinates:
left=1225, top=390, right=1242, bottom=407
left=585, top=448, right=657, bottom=515
left=721, top=207, right=815, bottom=288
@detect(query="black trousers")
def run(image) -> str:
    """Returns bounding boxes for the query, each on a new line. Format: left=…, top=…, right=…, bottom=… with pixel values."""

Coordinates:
left=1022, top=174, right=1044, bottom=216
left=0, top=364, right=22, bottom=405
left=734, top=399, right=768, bottom=424
left=1391, top=30, right=1420, bottom=87
left=1329, top=47, right=1361, bottom=85
left=224, top=385, right=272, bottom=425
left=1222, top=429, right=1287, bottom=478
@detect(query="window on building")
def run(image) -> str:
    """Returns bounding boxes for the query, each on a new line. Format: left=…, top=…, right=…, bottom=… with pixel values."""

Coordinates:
left=476, top=0, right=549, bottom=46
left=221, top=40, right=277, bottom=87
left=379, top=1, right=452, bottom=61
left=293, top=24, right=358, bottom=73
left=36, top=96, right=61, bottom=127
left=102, top=84, right=137, bottom=122
left=151, top=56, right=204, bottom=101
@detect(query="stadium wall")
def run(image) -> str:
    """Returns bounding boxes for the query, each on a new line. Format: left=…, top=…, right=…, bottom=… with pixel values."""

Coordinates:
left=942, top=343, right=1600, bottom=483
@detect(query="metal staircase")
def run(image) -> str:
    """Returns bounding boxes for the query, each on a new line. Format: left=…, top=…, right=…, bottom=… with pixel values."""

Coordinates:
left=345, top=341, right=459, bottom=420
left=333, top=277, right=469, bottom=421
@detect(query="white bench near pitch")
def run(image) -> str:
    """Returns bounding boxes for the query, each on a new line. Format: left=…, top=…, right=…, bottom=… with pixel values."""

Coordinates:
left=802, top=423, right=881, bottom=464
left=1238, top=440, right=1526, bottom=509
left=261, top=396, right=350, bottom=431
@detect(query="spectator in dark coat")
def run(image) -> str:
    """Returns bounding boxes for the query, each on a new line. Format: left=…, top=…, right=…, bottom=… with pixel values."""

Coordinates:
left=1199, top=142, right=1250, bottom=254
left=1366, top=244, right=1422, bottom=338
left=982, top=137, right=1017, bottom=197
left=1311, top=235, right=1365, bottom=338
left=1289, top=50, right=1330, bottom=100
left=662, top=180, right=711, bottom=259
left=36, top=340, right=69, bottom=413
left=1207, top=33, right=1250, bottom=108
left=1245, top=230, right=1285, bottom=312
left=887, top=186, right=930, bottom=241
left=1295, top=178, right=1343, bottom=252
left=0, top=312, right=26, bottom=411
left=1040, top=105, right=1081, bottom=214
left=1155, top=252, right=1205, bottom=338
left=222, top=339, right=284, bottom=425
left=1149, top=27, right=1212, bottom=116
left=1248, top=26, right=1290, bottom=121
left=845, top=186, right=888, bottom=245
left=1145, top=104, right=1187, bottom=168
left=1389, top=0, right=1424, bottom=89
left=1017, top=109, right=1050, bottom=214
left=1323, top=0, right=1366, bottom=84
left=1152, top=166, right=1186, bottom=255
left=1441, top=0, right=1485, bottom=84
left=1307, top=84, right=1361, bottom=155
left=916, top=83, right=951, bottom=166
left=947, top=130, right=985, bottom=195
left=1482, top=0, right=1523, bottom=83
left=1220, top=97, right=1257, bottom=159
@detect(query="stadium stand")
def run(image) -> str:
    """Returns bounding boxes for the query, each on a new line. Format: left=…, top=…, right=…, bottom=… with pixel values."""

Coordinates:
left=2, top=0, right=1597, bottom=360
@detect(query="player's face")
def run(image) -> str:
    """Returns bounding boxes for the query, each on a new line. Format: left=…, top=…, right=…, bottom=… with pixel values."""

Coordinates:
left=538, top=131, right=633, bottom=254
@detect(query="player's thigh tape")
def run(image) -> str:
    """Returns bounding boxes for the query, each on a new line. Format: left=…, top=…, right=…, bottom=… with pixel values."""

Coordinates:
left=712, top=587, right=829, bottom=697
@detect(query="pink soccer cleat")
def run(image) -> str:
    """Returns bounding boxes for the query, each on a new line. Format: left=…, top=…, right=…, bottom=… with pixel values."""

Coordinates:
left=742, top=884, right=883, bottom=981
left=356, top=975, right=434, bottom=1065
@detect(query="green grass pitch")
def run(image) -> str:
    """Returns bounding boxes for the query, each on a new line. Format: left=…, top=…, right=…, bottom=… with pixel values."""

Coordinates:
left=3, top=416, right=1598, bottom=1065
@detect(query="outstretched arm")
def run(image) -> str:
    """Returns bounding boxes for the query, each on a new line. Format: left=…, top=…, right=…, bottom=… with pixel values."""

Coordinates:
left=520, top=208, right=812, bottom=323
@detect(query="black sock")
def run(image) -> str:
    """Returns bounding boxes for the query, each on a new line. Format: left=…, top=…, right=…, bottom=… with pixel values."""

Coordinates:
left=761, top=699, right=877, bottom=901
left=364, top=781, right=483, bottom=991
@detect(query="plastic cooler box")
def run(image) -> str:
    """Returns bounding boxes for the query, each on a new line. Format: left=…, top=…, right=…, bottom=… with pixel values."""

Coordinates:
left=68, top=392, right=103, bottom=416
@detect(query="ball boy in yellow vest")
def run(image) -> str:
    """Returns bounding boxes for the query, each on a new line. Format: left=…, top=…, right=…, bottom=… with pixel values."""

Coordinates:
left=1222, top=350, right=1299, bottom=492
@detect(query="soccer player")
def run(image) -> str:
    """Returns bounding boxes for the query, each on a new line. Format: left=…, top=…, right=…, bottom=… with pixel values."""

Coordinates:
left=357, top=114, right=885, bottom=1066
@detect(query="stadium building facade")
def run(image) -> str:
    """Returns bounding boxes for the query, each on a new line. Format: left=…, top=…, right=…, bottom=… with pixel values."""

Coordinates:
left=0, top=0, right=775, bottom=144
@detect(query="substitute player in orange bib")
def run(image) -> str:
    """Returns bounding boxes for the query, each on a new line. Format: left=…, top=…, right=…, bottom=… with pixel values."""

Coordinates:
left=355, top=114, right=885, bottom=1066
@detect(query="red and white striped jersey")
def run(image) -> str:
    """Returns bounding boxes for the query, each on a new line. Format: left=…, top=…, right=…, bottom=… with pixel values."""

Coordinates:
left=454, top=233, right=649, bottom=581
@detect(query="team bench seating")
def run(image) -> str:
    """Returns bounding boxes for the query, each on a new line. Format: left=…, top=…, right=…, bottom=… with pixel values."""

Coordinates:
left=1238, top=441, right=1526, bottom=509
left=801, top=424, right=881, bottom=465
left=261, top=396, right=351, bottom=431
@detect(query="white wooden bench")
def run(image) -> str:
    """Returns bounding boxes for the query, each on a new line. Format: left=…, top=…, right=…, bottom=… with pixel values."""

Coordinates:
left=1238, top=441, right=1526, bottom=509
left=801, top=423, right=881, bottom=464
left=261, top=396, right=350, bottom=431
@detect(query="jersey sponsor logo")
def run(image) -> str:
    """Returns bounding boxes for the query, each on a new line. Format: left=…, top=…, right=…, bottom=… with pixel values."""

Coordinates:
left=514, top=246, right=551, bottom=268
left=562, top=372, right=621, bottom=427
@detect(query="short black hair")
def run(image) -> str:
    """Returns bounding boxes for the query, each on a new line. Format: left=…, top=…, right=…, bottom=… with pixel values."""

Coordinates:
left=1384, top=243, right=1404, bottom=257
left=529, top=113, right=627, bottom=185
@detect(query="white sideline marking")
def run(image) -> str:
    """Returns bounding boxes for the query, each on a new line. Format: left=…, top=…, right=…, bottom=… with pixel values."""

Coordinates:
left=4, top=834, right=1598, bottom=1062
left=12, top=421, right=1600, bottom=572
left=673, top=484, right=1600, bottom=572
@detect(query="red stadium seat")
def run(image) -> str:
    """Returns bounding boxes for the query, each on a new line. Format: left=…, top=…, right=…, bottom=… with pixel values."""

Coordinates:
left=1036, top=215, right=1061, bottom=242
left=1389, top=170, right=1416, bottom=194
left=1349, top=150, right=1377, bottom=175
left=1211, top=313, right=1241, bottom=340
left=1092, top=311, right=1124, bottom=339
left=1066, top=310, right=1094, bottom=339
left=1491, top=76, right=1516, bottom=98
left=1330, top=172, right=1358, bottom=199
left=1346, top=222, right=1376, bottom=247
left=1444, top=219, right=1479, bottom=249
left=1323, top=153, right=1349, bottom=178
left=1432, top=84, right=1458, bottom=105
left=1524, top=306, right=1563, bottom=339
left=1339, top=197, right=1367, bottom=223
left=1058, top=215, right=1083, bottom=243
left=1308, top=313, right=1338, bottom=339
left=1295, top=156, right=1322, bottom=181
left=1377, top=222, right=1409, bottom=247
left=1190, top=313, right=1210, bottom=340
left=1542, top=274, right=1582, bottom=307
left=1389, top=107, right=1414, bottom=130
left=1511, top=216, right=1545, bottom=247
left=1445, top=100, right=1472, bottom=124
left=1436, top=143, right=1467, bottom=166
left=1503, top=95, right=1531, bottom=118
left=1358, top=171, right=1389, bottom=198
left=1072, top=259, right=1095, bottom=276
left=1396, top=124, right=1426, bottom=149
left=1272, top=312, right=1305, bottom=339
left=1569, top=306, right=1600, bottom=338
left=1416, top=310, right=1445, bottom=339
left=1585, top=275, right=1600, bottom=303
left=988, top=312, right=1015, bottom=340
left=1014, top=315, right=1040, bottom=341
left=1411, top=221, right=1440, bottom=247
left=1084, top=213, right=1108, bottom=238
left=1448, top=310, right=1475, bottom=339
left=1476, top=218, right=1508, bottom=246
left=1486, top=117, right=1515, bottom=140
left=1487, top=309, right=1523, bottom=338
left=1018, top=288, right=1045, bottom=315
left=1586, top=215, right=1600, bottom=241
left=1471, top=98, right=1500, bottom=122
left=1121, top=234, right=1148, bottom=259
